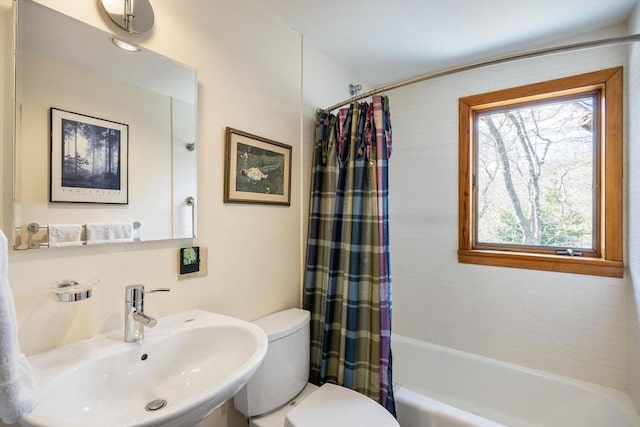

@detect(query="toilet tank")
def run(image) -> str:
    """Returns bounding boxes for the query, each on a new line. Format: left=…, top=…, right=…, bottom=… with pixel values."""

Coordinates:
left=233, top=308, right=310, bottom=418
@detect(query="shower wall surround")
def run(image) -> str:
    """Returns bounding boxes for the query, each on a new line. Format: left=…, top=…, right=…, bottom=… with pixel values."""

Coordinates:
left=627, top=1, right=640, bottom=414
left=390, top=24, right=630, bottom=391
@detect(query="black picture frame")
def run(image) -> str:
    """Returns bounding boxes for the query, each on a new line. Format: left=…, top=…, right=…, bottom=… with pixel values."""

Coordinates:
left=50, top=107, right=128, bottom=204
left=180, top=246, right=200, bottom=275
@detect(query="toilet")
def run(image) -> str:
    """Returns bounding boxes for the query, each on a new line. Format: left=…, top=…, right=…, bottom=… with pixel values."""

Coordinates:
left=233, top=308, right=400, bottom=427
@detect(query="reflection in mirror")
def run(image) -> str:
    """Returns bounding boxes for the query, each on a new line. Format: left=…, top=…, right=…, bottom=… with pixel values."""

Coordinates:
left=14, top=0, right=197, bottom=250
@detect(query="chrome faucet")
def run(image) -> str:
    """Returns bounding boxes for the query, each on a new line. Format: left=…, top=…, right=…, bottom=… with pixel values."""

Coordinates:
left=124, top=284, right=170, bottom=342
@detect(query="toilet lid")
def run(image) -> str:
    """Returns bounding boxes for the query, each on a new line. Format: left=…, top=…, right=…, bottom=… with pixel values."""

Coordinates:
left=283, top=383, right=399, bottom=427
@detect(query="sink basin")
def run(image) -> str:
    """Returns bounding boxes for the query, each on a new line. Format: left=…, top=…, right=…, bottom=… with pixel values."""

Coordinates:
left=19, top=310, right=268, bottom=427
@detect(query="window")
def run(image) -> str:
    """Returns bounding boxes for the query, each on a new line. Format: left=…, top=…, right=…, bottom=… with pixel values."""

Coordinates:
left=458, top=68, right=623, bottom=277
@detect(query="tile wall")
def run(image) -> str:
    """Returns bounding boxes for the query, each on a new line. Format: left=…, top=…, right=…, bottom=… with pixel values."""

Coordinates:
left=390, top=25, right=630, bottom=389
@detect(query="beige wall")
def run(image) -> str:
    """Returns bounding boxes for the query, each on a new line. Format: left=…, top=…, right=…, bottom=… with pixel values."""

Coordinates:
left=5, top=0, right=303, bottom=349
left=0, top=1, right=12, bottom=233
left=0, top=1, right=361, bottom=426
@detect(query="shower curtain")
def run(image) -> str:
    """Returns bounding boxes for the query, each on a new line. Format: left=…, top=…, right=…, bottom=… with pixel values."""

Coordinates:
left=303, top=95, right=395, bottom=415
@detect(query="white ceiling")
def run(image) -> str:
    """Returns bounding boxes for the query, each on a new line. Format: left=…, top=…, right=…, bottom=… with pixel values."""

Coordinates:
left=260, top=0, right=639, bottom=87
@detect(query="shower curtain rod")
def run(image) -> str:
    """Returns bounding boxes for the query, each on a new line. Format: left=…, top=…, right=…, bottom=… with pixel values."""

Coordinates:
left=320, top=33, right=640, bottom=113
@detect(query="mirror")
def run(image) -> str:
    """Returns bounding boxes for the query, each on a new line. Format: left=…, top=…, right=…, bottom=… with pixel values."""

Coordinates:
left=13, top=0, right=197, bottom=249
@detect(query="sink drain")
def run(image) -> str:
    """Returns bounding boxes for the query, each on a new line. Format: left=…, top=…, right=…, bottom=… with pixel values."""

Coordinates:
left=145, top=399, right=167, bottom=412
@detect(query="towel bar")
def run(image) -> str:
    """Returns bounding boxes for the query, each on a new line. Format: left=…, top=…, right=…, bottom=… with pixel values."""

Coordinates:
left=15, top=222, right=142, bottom=249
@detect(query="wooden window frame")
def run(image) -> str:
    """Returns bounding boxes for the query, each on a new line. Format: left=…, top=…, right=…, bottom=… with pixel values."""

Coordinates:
left=458, top=67, right=623, bottom=278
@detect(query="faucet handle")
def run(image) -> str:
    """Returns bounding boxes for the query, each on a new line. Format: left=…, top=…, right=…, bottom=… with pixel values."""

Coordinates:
left=145, top=288, right=171, bottom=294
left=125, top=285, right=170, bottom=303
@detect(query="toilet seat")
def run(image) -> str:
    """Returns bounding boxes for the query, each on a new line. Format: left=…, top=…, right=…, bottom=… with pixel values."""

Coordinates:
left=284, top=383, right=399, bottom=427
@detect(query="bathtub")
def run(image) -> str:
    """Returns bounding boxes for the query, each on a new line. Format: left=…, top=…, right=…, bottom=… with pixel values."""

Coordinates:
left=392, top=334, right=640, bottom=427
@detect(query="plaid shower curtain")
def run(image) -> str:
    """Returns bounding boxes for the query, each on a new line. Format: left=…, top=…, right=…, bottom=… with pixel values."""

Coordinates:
left=303, top=95, right=395, bottom=415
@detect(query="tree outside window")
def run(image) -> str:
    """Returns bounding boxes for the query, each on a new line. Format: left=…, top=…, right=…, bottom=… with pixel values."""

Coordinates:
left=458, top=67, right=623, bottom=278
left=475, top=94, right=596, bottom=250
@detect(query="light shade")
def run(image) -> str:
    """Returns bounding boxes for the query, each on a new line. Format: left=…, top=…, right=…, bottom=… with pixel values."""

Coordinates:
left=111, top=37, right=140, bottom=52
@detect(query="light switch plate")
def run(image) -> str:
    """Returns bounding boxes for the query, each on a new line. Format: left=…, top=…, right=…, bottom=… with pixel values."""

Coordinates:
left=178, top=246, right=208, bottom=280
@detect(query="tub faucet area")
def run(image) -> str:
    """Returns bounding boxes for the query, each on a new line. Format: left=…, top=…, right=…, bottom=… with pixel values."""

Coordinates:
left=124, top=284, right=170, bottom=342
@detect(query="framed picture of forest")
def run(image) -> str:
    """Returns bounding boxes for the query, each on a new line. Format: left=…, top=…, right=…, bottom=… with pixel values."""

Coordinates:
left=224, top=127, right=291, bottom=205
left=50, top=108, right=128, bottom=204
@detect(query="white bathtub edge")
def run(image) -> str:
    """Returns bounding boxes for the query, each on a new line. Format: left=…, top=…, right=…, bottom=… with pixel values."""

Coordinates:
left=392, top=334, right=640, bottom=426
left=394, top=384, right=507, bottom=427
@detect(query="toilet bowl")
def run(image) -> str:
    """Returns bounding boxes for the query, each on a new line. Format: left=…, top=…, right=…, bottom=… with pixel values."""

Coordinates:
left=233, top=308, right=399, bottom=427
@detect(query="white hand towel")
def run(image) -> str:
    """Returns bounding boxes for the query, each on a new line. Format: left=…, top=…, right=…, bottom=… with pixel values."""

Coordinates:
left=0, top=230, right=38, bottom=424
left=48, top=224, right=83, bottom=247
left=85, top=223, right=133, bottom=245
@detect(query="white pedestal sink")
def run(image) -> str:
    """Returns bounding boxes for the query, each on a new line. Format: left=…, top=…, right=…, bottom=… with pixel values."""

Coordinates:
left=19, top=310, right=268, bottom=427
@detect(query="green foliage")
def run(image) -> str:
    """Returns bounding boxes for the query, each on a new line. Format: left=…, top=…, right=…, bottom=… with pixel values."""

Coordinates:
left=495, top=212, right=524, bottom=244
left=494, top=194, right=591, bottom=248
left=538, top=193, right=590, bottom=248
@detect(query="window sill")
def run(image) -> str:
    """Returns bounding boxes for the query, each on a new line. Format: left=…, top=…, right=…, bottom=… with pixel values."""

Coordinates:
left=458, top=249, right=624, bottom=278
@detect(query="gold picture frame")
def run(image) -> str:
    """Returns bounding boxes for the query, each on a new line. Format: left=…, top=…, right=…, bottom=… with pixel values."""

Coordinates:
left=224, top=127, right=292, bottom=205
